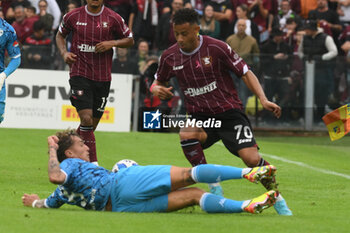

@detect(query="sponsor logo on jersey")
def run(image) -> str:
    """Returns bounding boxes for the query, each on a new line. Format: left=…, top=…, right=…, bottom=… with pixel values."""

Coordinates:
left=201, top=56, right=212, bottom=66
left=77, top=44, right=95, bottom=52
left=184, top=81, right=217, bottom=97
left=76, top=22, right=87, bottom=26
left=103, top=22, right=108, bottom=28
left=12, top=41, right=19, bottom=47
left=173, top=65, right=183, bottom=71
left=238, top=138, right=252, bottom=144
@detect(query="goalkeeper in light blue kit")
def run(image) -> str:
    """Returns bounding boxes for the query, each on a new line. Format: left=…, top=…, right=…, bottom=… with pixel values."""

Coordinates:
left=22, top=129, right=278, bottom=214
left=0, top=18, right=21, bottom=124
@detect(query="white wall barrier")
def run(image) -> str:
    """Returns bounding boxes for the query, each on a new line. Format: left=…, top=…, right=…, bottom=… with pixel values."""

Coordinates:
left=2, top=69, right=133, bottom=132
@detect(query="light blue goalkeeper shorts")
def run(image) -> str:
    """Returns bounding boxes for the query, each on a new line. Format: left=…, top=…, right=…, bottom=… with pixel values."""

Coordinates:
left=110, top=165, right=171, bottom=212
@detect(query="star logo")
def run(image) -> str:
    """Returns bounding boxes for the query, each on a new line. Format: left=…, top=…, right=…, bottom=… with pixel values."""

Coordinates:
left=151, top=110, right=162, bottom=122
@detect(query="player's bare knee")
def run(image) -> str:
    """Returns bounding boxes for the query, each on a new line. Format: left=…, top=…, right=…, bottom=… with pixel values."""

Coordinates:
left=243, top=156, right=260, bottom=167
left=190, top=187, right=205, bottom=204
left=79, top=115, right=93, bottom=126
left=239, top=148, right=261, bottom=167
left=179, top=129, right=200, bottom=141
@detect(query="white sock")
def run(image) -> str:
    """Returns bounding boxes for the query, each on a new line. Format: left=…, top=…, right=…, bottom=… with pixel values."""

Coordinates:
left=208, top=182, right=220, bottom=188
left=241, top=168, right=252, bottom=177
left=241, top=200, right=251, bottom=209
left=276, top=193, right=284, bottom=202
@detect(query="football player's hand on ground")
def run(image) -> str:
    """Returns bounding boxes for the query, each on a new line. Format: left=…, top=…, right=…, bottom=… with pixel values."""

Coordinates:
left=22, top=194, right=39, bottom=207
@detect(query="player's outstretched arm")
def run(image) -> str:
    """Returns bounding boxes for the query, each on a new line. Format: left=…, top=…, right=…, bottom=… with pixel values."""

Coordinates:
left=22, top=194, right=47, bottom=208
left=47, top=136, right=66, bottom=184
left=242, top=70, right=281, bottom=118
left=150, top=80, right=174, bottom=100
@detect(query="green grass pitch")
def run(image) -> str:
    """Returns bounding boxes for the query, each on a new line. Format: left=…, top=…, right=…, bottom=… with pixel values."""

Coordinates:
left=0, top=128, right=349, bottom=233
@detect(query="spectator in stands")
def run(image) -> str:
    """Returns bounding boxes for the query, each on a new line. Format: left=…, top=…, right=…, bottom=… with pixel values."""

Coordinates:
left=162, top=0, right=202, bottom=15
left=298, top=20, right=338, bottom=122
left=128, top=0, right=160, bottom=48
left=105, top=0, right=133, bottom=24
left=226, top=19, right=260, bottom=106
left=23, top=20, right=53, bottom=69
left=284, top=18, right=300, bottom=52
left=261, top=27, right=293, bottom=119
left=273, top=0, right=303, bottom=32
left=226, top=19, right=259, bottom=68
left=239, top=0, right=272, bottom=43
left=112, top=47, right=137, bottom=74
left=300, top=0, right=317, bottom=19
left=66, top=0, right=78, bottom=13
left=199, top=4, right=220, bottom=39
left=131, top=39, right=150, bottom=75
left=5, top=0, right=31, bottom=24
left=12, top=5, right=34, bottom=44
left=229, top=4, right=260, bottom=43
left=24, top=6, right=37, bottom=19
left=338, top=0, right=350, bottom=26
left=28, top=0, right=61, bottom=31
left=205, top=0, right=232, bottom=40
left=156, top=0, right=184, bottom=51
left=308, top=0, right=342, bottom=39
left=37, top=0, right=54, bottom=33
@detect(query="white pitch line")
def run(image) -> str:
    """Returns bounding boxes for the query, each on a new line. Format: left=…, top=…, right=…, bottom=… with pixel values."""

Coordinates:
left=215, top=142, right=350, bottom=180
left=260, top=153, right=350, bottom=180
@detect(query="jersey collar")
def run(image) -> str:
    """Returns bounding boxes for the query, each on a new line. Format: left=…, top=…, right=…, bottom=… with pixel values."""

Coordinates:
left=85, top=5, right=105, bottom=16
left=180, top=35, right=203, bottom=56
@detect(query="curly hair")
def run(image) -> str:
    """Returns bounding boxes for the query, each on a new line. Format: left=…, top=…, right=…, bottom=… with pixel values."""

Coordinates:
left=56, top=129, right=80, bottom=162
left=173, top=8, right=199, bottom=25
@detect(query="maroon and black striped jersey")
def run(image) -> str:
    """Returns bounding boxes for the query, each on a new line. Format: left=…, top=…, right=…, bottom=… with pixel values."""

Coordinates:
left=59, top=5, right=132, bottom=82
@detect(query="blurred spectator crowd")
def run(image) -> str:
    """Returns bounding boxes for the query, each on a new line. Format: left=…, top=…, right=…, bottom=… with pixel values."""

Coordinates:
left=1, top=0, right=350, bottom=126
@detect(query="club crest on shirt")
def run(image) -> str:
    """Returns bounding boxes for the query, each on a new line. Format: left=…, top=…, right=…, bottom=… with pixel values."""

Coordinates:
left=201, top=56, right=212, bottom=67
left=0, top=29, right=3, bottom=37
left=103, top=22, right=108, bottom=28
left=72, top=90, right=84, bottom=96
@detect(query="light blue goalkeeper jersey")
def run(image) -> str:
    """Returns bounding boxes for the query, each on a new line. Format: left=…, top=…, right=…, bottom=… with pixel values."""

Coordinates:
left=45, top=158, right=116, bottom=211
left=0, top=18, right=21, bottom=123
left=0, top=18, right=20, bottom=74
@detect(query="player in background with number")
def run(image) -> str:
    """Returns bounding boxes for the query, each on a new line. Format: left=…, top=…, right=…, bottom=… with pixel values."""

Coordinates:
left=0, top=18, right=21, bottom=124
left=151, top=9, right=292, bottom=215
left=56, top=0, right=134, bottom=165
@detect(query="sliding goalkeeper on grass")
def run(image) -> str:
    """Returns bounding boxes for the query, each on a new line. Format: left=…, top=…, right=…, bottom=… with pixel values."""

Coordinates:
left=23, top=129, right=278, bottom=214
